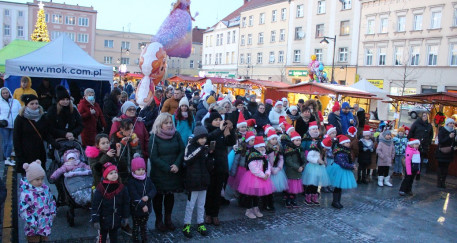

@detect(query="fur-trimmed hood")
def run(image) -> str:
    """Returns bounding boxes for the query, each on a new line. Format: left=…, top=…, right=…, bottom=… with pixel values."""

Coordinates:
left=303, top=99, right=318, bottom=110
left=112, top=114, right=144, bottom=123
left=85, top=146, right=100, bottom=158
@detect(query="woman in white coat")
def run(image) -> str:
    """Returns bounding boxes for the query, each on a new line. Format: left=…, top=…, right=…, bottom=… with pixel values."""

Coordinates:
left=0, top=87, right=21, bottom=166
left=268, top=101, right=287, bottom=130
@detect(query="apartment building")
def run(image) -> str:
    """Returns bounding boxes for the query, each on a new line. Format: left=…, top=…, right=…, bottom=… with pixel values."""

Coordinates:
left=0, top=1, right=29, bottom=48
left=28, top=0, right=97, bottom=55
left=358, top=0, right=457, bottom=95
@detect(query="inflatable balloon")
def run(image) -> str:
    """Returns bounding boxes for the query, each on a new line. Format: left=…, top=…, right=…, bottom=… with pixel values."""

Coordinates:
left=319, top=63, right=324, bottom=71
left=201, top=79, right=214, bottom=100
left=323, top=73, right=327, bottom=78
left=311, top=55, right=317, bottom=61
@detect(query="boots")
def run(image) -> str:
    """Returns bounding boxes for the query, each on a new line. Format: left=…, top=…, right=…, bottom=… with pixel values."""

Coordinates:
left=253, top=207, right=263, bottom=217
left=384, top=176, right=393, bottom=187
left=438, top=175, right=447, bottom=188
left=155, top=215, right=167, bottom=232
left=378, top=176, right=384, bottom=187
left=266, top=195, right=275, bottom=211
left=331, top=192, right=343, bottom=209
left=357, top=170, right=362, bottom=184
left=337, top=192, right=343, bottom=208
left=305, top=194, right=312, bottom=205
left=165, top=214, right=176, bottom=231
left=245, top=208, right=256, bottom=219
left=311, top=194, right=320, bottom=205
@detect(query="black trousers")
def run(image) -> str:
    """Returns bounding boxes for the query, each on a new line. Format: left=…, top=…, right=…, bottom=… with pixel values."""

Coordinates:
left=400, top=164, right=420, bottom=193
left=246, top=196, right=259, bottom=208
left=132, top=215, right=149, bottom=243
left=378, top=166, right=390, bottom=177
left=99, top=228, right=118, bottom=243
left=153, top=193, right=174, bottom=218
left=437, top=162, right=450, bottom=179
left=205, top=173, right=226, bottom=217
left=305, top=185, right=318, bottom=194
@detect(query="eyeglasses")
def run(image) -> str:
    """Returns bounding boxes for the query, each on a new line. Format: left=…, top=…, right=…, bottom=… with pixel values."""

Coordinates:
left=127, top=108, right=136, bottom=112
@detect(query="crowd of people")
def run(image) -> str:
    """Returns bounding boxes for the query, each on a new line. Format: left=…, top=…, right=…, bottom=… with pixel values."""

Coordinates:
left=0, top=77, right=455, bottom=242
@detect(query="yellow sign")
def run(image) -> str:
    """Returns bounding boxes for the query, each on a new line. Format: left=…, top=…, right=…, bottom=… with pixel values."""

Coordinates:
left=368, top=79, right=384, bottom=89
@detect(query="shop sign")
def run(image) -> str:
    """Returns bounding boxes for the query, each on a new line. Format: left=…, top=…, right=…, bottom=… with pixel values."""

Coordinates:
left=288, top=70, right=309, bottom=77
left=368, top=79, right=384, bottom=89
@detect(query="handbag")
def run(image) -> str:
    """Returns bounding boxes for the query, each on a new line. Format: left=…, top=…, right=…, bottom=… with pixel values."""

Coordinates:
left=439, top=146, right=452, bottom=154
left=0, top=102, right=13, bottom=128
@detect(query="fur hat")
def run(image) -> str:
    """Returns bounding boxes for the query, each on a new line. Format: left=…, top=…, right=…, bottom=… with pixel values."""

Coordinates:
left=266, top=130, right=278, bottom=141
left=326, top=125, right=336, bottom=135
left=21, top=94, right=38, bottom=106
left=407, top=138, right=420, bottom=145
left=55, top=85, right=70, bottom=102
left=234, top=99, right=244, bottom=107
left=321, top=137, right=332, bottom=149
left=23, top=160, right=45, bottom=183
left=253, top=136, right=265, bottom=148
left=237, top=112, right=247, bottom=128
left=290, top=131, right=301, bottom=141
left=121, top=101, right=136, bottom=114
left=347, top=126, right=357, bottom=137
left=309, top=121, right=318, bottom=130
left=445, top=118, right=455, bottom=126
left=245, top=131, right=256, bottom=143
left=179, top=97, right=189, bottom=107
left=193, top=124, right=208, bottom=140
left=337, top=135, right=351, bottom=144
left=131, top=157, right=146, bottom=172
left=363, top=125, right=372, bottom=136
left=102, top=162, right=118, bottom=179
left=332, top=101, right=341, bottom=112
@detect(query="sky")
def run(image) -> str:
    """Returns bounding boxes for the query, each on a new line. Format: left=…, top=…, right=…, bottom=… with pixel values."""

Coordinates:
left=9, top=0, right=243, bottom=34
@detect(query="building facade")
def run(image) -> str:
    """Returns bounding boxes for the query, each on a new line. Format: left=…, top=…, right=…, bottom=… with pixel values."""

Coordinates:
left=28, top=0, right=97, bottom=55
left=358, top=0, right=457, bottom=95
left=0, top=1, right=29, bottom=48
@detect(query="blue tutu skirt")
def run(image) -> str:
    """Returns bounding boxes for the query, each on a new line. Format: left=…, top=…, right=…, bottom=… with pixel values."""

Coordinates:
left=326, top=162, right=357, bottom=189
left=227, top=149, right=235, bottom=172
left=270, top=169, right=289, bottom=192
left=302, top=163, right=331, bottom=187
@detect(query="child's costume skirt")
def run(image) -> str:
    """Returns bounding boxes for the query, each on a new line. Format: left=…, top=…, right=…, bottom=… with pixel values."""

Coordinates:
left=227, top=166, right=247, bottom=191
left=301, top=163, right=331, bottom=187
left=238, top=172, right=274, bottom=196
left=270, top=169, right=288, bottom=192
left=326, top=162, right=357, bottom=189
left=287, top=179, right=303, bottom=194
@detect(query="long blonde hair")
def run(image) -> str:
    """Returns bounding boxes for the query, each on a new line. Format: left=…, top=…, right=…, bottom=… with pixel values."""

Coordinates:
left=151, top=113, right=175, bottom=135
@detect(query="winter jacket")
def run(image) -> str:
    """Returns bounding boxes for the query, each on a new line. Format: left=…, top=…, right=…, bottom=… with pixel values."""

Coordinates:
left=376, top=139, right=395, bottom=166
left=358, top=138, right=374, bottom=166
left=50, top=160, right=91, bottom=180
left=301, top=132, right=321, bottom=151
left=161, top=97, right=180, bottom=115
left=349, top=136, right=359, bottom=161
left=333, top=145, right=355, bottom=170
left=195, top=99, right=209, bottom=122
left=405, top=146, right=421, bottom=175
left=91, top=183, right=130, bottom=230
left=183, top=139, right=211, bottom=191
left=103, top=95, right=120, bottom=132
left=111, top=132, right=142, bottom=182
left=393, top=135, right=408, bottom=155
left=246, top=151, right=271, bottom=178
left=283, top=142, right=306, bottom=179
left=247, top=101, right=258, bottom=117
left=138, top=105, right=159, bottom=132
left=46, top=105, right=83, bottom=139
left=230, top=144, right=251, bottom=176
left=13, top=79, right=37, bottom=107
left=173, top=115, right=195, bottom=145
left=86, top=146, right=117, bottom=187
left=408, top=118, right=433, bottom=154
left=294, top=116, right=316, bottom=138
left=110, top=115, right=150, bottom=157
left=205, top=121, right=237, bottom=174
left=0, top=87, right=21, bottom=129
left=268, top=108, right=287, bottom=130
left=36, top=83, right=54, bottom=111
left=149, top=132, right=185, bottom=192
left=266, top=145, right=284, bottom=175
left=265, top=103, right=273, bottom=116
left=127, top=176, right=156, bottom=217
left=356, top=108, right=366, bottom=128
left=327, top=112, right=343, bottom=135
left=229, top=109, right=251, bottom=127
left=340, top=111, right=357, bottom=135
left=251, top=111, right=270, bottom=135
left=78, top=98, right=106, bottom=147
left=19, top=178, right=56, bottom=237
left=286, top=113, right=300, bottom=127
left=436, top=126, right=456, bottom=163
left=124, top=83, right=134, bottom=97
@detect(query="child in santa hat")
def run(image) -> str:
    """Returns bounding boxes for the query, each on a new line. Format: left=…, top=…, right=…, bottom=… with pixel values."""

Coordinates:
left=327, top=135, right=357, bottom=209
left=228, top=131, right=256, bottom=193
left=301, top=141, right=330, bottom=205
left=280, top=122, right=296, bottom=148
left=321, top=125, right=337, bottom=193
left=399, top=139, right=421, bottom=196
left=301, top=121, right=321, bottom=150
left=283, top=131, right=306, bottom=208
left=358, top=125, right=375, bottom=184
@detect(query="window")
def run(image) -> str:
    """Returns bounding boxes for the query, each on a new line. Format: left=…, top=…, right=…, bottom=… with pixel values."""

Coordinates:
left=227, top=31, right=231, bottom=44
left=121, top=41, right=130, bottom=49
left=272, top=10, right=277, bottom=22
left=249, top=16, right=253, bottom=26
left=65, top=16, right=76, bottom=25
left=269, top=51, right=275, bottom=64
left=431, top=11, right=441, bottom=29
left=232, top=31, right=236, bottom=43
left=3, top=25, right=10, bottom=36
left=367, top=19, right=375, bottom=34
left=247, top=53, right=251, bottom=64
left=52, top=14, right=63, bottom=24
left=104, top=40, right=114, bottom=48
left=232, top=52, right=235, bottom=64
left=240, top=54, right=245, bottom=64
left=216, top=34, right=219, bottom=46
left=339, top=47, right=348, bottom=62
left=340, top=21, right=350, bottom=35
left=209, top=36, right=213, bottom=46
left=121, top=58, right=130, bottom=65
left=104, top=56, right=113, bottom=64
left=271, top=31, right=276, bottom=42
left=17, top=26, right=24, bottom=37
left=318, top=1, right=326, bottom=14
left=316, top=24, right=324, bottom=37
left=190, top=60, right=194, bottom=68
left=258, top=32, right=264, bottom=44
left=281, top=8, right=286, bottom=20
left=410, top=46, right=420, bottom=66
left=215, top=53, right=219, bottom=64
left=257, top=53, right=263, bottom=64
left=51, top=31, right=61, bottom=40
left=242, top=17, right=246, bottom=27
left=315, top=49, right=323, bottom=61
left=65, top=32, right=75, bottom=41
left=297, top=5, right=304, bottom=18
left=380, top=18, right=388, bottom=33
left=413, top=14, right=422, bottom=31
left=209, top=54, right=212, bottom=64
left=218, top=53, right=222, bottom=64
left=294, top=50, right=301, bottom=63
left=450, top=44, right=457, bottom=66
left=427, top=45, right=438, bottom=66
left=259, top=13, right=265, bottom=24
left=278, top=51, right=284, bottom=63
left=220, top=34, right=223, bottom=45
left=378, top=47, right=386, bottom=66
left=365, top=49, right=373, bottom=65
left=241, top=35, right=245, bottom=45
left=204, top=54, right=207, bottom=65
left=247, top=34, right=252, bottom=45
left=79, top=17, right=89, bottom=27
left=342, top=0, right=352, bottom=10
left=394, top=46, right=404, bottom=65
left=226, top=52, right=229, bottom=64
left=397, top=16, right=406, bottom=32
left=454, top=8, right=457, bottom=27
left=18, top=11, right=23, bottom=17
left=77, top=33, right=88, bottom=43
left=4, top=9, right=10, bottom=16
left=45, top=14, right=49, bottom=23
left=295, top=27, right=303, bottom=40
left=280, top=29, right=286, bottom=41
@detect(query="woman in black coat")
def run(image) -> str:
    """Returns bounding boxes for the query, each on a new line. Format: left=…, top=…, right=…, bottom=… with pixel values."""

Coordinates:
left=103, top=89, right=121, bottom=132
left=251, top=103, right=270, bottom=136
left=408, top=112, right=434, bottom=177
left=138, top=101, right=159, bottom=132
left=435, top=118, right=457, bottom=188
left=13, top=95, right=54, bottom=174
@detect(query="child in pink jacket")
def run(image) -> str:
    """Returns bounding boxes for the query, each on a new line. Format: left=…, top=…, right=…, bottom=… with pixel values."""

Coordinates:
left=399, top=139, right=421, bottom=196
left=50, top=149, right=91, bottom=181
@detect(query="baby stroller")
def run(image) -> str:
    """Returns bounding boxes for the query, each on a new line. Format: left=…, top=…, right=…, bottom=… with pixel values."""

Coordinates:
left=47, top=139, right=93, bottom=226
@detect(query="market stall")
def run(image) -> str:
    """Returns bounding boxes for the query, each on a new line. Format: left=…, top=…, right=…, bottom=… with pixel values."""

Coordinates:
left=0, top=39, right=47, bottom=73
left=221, top=79, right=291, bottom=102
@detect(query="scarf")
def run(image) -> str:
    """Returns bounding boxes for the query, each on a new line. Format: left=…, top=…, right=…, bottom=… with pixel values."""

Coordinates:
left=181, top=111, right=188, bottom=118
left=157, top=127, right=176, bottom=140
left=333, top=143, right=351, bottom=155
left=361, top=138, right=373, bottom=148
left=444, top=125, right=454, bottom=133
left=379, top=135, right=393, bottom=145
left=288, top=113, right=300, bottom=121
left=132, top=172, right=146, bottom=180
left=24, top=107, right=42, bottom=121
left=97, top=181, right=124, bottom=200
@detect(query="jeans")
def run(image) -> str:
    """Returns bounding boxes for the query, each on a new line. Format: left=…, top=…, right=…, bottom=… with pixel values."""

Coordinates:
left=0, top=128, right=13, bottom=160
left=184, top=190, right=207, bottom=224
left=394, top=155, right=404, bottom=174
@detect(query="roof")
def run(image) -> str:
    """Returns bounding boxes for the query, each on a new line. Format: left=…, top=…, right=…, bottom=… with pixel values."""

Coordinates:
left=0, top=40, right=47, bottom=73
left=350, top=79, right=388, bottom=95
left=168, top=75, right=204, bottom=83
left=192, top=28, right=205, bottom=43
left=240, top=79, right=291, bottom=88
left=387, top=92, right=457, bottom=107
left=210, top=0, right=272, bottom=28
left=278, top=82, right=377, bottom=99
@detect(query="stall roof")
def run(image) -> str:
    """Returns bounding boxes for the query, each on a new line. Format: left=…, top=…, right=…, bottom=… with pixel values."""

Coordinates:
left=278, top=82, right=376, bottom=98
left=168, top=75, right=203, bottom=83
left=241, top=79, right=291, bottom=88
left=387, top=92, right=457, bottom=107
left=0, top=40, right=47, bottom=72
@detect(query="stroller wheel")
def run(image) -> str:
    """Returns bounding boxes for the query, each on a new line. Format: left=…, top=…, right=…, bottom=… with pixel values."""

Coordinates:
left=67, top=211, right=75, bottom=227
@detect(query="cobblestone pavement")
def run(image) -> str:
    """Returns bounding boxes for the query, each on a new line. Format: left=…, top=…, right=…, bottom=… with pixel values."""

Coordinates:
left=15, top=171, right=457, bottom=243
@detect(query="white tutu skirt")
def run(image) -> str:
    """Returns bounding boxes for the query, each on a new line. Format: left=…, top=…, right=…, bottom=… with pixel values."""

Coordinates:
left=270, top=169, right=289, bottom=192
left=301, top=163, right=331, bottom=187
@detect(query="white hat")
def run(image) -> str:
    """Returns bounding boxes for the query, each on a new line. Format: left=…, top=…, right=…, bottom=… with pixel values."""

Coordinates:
left=289, top=105, right=298, bottom=112
left=275, top=101, right=283, bottom=107
left=179, top=97, right=189, bottom=107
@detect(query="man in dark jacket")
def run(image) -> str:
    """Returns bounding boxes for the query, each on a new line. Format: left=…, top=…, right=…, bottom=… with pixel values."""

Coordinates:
left=353, top=104, right=366, bottom=136
left=246, top=95, right=258, bottom=117
left=195, top=95, right=216, bottom=122
left=328, top=102, right=343, bottom=135
left=36, top=79, right=54, bottom=111
left=251, top=104, right=270, bottom=135
left=228, top=99, right=251, bottom=125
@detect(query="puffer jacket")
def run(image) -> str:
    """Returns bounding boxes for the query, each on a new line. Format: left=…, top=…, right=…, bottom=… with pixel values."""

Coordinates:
left=436, top=126, right=456, bottom=163
left=127, top=176, right=156, bottom=217
left=283, top=142, right=306, bottom=179
left=268, top=108, right=287, bottom=129
left=0, top=87, right=21, bottom=129
left=405, top=146, right=421, bottom=175
left=183, top=138, right=211, bottom=191
left=12, top=77, right=37, bottom=106
left=91, top=182, right=130, bottom=230
left=408, top=118, right=433, bottom=154
left=376, top=138, right=395, bottom=166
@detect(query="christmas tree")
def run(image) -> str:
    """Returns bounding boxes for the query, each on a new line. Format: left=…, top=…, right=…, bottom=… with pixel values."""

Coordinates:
left=31, top=1, right=50, bottom=42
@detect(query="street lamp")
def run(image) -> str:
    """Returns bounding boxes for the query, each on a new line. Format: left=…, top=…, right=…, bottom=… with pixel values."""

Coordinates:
left=320, top=35, right=337, bottom=83
left=119, top=46, right=130, bottom=83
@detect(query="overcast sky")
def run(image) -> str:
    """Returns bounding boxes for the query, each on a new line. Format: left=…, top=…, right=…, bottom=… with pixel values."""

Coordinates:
left=10, top=0, right=242, bottom=34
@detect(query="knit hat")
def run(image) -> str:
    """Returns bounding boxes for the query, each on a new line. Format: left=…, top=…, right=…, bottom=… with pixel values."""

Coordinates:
left=407, top=138, right=420, bottom=145
left=21, top=94, right=38, bottom=106
left=342, top=102, right=350, bottom=109
left=121, top=101, right=136, bottom=114
left=265, top=99, right=273, bottom=105
left=332, top=101, right=341, bottom=112
left=246, top=119, right=256, bottom=128
left=397, top=127, right=405, bottom=133
left=55, top=85, right=71, bottom=101
left=206, top=95, right=216, bottom=105
left=309, top=121, right=318, bottom=130
left=445, top=118, right=455, bottom=126
left=102, top=162, right=118, bottom=179
left=284, top=123, right=295, bottom=135
left=289, top=105, right=298, bottom=112
left=321, top=137, right=332, bottom=149
left=298, top=99, right=305, bottom=104
left=179, top=97, right=189, bottom=107
left=253, top=136, right=266, bottom=148
left=347, top=126, right=357, bottom=137
left=131, top=157, right=146, bottom=172
left=264, top=124, right=274, bottom=134
left=290, top=131, right=301, bottom=141
left=245, top=131, right=256, bottom=142
left=266, top=130, right=278, bottom=141
left=326, top=125, right=336, bottom=135
left=23, top=160, right=45, bottom=183
left=382, top=130, right=392, bottom=137
left=208, top=112, right=222, bottom=124
left=193, top=124, right=208, bottom=139
left=64, top=149, right=80, bottom=162
left=249, top=94, right=256, bottom=100
left=275, top=101, right=283, bottom=107
left=281, top=97, right=288, bottom=103
left=237, top=112, right=247, bottom=128
left=337, top=135, right=351, bottom=144
left=234, top=99, right=244, bottom=107
left=363, top=125, right=372, bottom=136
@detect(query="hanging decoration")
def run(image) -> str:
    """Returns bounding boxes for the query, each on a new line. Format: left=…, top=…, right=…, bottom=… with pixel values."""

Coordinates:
left=307, top=55, right=328, bottom=83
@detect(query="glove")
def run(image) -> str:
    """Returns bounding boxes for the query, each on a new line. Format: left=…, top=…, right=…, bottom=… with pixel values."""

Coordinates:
left=363, top=147, right=368, bottom=151
left=93, top=222, right=100, bottom=230
left=121, top=218, right=129, bottom=227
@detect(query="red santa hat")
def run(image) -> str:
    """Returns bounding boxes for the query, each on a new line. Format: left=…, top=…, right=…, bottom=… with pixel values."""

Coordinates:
left=402, top=125, right=410, bottom=135
left=337, top=135, right=351, bottom=145
left=246, top=119, right=256, bottom=128
left=407, top=138, right=420, bottom=145
left=309, top=121, right=318, bottom=130
left=326, top=125, right=336, bottom=135
left=237, top=112, right=247, bottom=128
left=362, top=125, right=372, bottom=136
left=321, top=136, right=332, bottom=149
left=279, top=116, right=287, bottom=126
left=290, top=131, right=301, bottom=141
left=347, top=126, right=357, bottom=137
left=266, top=130, right=279, bottom=141
left=245, top=131, right=256, bottom=143
left=332, top=101, right=341, bottom=112
left=264, top=124, right=274, bottom=134
left=254, top=136, right=266, bottom=148
left=284, top=123, right=295, bottom=135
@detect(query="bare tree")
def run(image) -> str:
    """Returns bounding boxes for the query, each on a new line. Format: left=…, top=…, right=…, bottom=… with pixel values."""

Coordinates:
left=279, top=64, right=287, bottom=82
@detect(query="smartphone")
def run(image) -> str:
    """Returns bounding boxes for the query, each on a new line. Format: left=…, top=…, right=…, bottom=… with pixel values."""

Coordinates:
left=110, top=143, right=117, bottom=151
left=209, top=141, right=216, bottom=151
